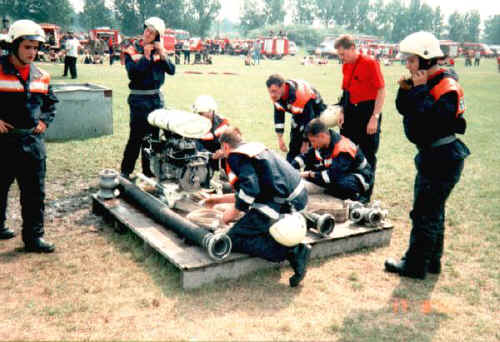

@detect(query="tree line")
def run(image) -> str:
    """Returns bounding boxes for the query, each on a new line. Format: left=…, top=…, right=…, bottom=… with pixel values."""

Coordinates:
left=1, top=0, right=499, bottom=44
left=242, top=0, right=499, bottom=44
left=0, top=0, right=221, bottom=37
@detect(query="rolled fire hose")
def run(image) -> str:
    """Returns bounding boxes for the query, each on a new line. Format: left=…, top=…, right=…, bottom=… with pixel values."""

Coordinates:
left=186, top=208, right=223, bottom=230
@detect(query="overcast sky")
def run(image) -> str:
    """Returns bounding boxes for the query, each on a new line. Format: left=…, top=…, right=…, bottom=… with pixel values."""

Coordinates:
left=70, top=0, right=499, bottom=23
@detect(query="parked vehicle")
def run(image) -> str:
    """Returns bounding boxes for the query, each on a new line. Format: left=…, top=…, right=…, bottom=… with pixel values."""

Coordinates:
left=315, top=38, right=337, bottom=59
left=261, top=36, right=289, bottom=59
left=439, top=40, right=460, bottom=57
left=40, top=23, right=62, bottom=50
left=89, top=27, right=121, bottom=47
left=461, top=42, right=494, bottom=57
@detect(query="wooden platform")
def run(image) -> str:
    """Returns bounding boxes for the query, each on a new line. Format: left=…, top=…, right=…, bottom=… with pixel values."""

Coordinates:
left=92, top=194, right=393, bottom=289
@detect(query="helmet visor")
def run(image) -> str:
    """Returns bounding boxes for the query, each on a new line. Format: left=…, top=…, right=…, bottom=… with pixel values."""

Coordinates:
left=23, top=34, right=45, bottom=43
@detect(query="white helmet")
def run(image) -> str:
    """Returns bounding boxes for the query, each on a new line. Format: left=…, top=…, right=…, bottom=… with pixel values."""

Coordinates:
left=399, top=31, right=443, bottom=60
left=192, top=95, right=217, bottom=114
left=320, top=105, right=342, bottom=128
left=7, top=19, right=45, bottom=43
left=144, top=17, right=165, bottom=36
left=269, top=212, right=307, bottom=247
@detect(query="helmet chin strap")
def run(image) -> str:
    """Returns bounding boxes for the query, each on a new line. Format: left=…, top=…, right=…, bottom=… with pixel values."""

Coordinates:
left=418, top=56, right=438, bottom=70
left=10, top=39, right=30, bottom=66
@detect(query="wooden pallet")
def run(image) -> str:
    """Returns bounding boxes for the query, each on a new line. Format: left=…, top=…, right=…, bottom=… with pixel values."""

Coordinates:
left=92, top=194, right=393, bottom=289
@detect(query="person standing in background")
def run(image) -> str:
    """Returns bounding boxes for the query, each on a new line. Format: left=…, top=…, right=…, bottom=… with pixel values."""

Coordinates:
left=334, top=34, right=386, bottom=203
left=63, top=31, right=79, bottom=79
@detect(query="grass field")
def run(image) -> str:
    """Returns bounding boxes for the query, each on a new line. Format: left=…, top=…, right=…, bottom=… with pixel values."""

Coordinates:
left=0, top=54, right=499, bottom=341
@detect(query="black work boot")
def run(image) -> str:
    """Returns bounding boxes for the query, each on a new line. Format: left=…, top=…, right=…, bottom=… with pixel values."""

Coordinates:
left=288, top=243, right=312, bottom=287
left=0, top=226, right=15, bottom=240
left=384, top=258, right=426, bottom=280
left=427, top=259, right=441, bottom=274
left=24, top=238, right=55, bottom=253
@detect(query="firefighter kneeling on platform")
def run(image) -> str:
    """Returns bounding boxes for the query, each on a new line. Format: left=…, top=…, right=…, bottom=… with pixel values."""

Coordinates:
left=0, top=20, right=58, bottom=252
left=202, top=126, right=312, bottom=287
left=292, top=119, right=374, bottom=203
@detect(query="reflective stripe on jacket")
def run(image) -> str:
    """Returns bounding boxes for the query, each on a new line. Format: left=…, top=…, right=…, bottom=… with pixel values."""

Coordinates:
left=274, top=79, right=316, bottom=115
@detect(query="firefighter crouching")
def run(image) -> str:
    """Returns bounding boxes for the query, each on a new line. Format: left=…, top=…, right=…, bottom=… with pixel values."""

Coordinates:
left=0, top=20, right=58, bottom=252
left=203, top=127, right=312, bottom=287
left=266, top=74, right=327, bottom=163
left=384, top=32, right=470, bottom=279
left=120, top=17, right=176, bottom=179
left=192, top=95, right=230, bottom=171
left=292, top=119, right=373, bottom=203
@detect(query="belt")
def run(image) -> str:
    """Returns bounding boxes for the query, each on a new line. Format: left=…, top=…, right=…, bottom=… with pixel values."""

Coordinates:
left=431, top=135, right=456, bottom=148
left=130, top=89, right=161, bottom=95
left=8, top=128, right=35, bottom=136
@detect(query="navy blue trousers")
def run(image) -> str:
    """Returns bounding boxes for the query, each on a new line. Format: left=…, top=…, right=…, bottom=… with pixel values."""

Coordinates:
left=120, top=94, right=162, bottom=176
left=403, top=154, right=465, bottom=271
left=0, top=136, right=46, bottom=242
left=228, top=209, right=291, bottom=262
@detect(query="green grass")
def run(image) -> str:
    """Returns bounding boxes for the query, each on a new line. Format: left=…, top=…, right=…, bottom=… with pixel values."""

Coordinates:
left=0, top=55, right=498, bottom=341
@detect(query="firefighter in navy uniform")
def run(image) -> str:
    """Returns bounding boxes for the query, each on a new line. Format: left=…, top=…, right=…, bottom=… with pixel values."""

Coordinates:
left=192, top=95, right=230, bottom=171
left=120, top=17, right=176, bottom=179
left=291, top=119, right=373, bottom=202
left=203, top=127, right=312, bottom=287
left=266, top=74, right=327, bottom=163
left=0, top=20, right=58, bottom=253
left=385, top=32, right=470, bottom=279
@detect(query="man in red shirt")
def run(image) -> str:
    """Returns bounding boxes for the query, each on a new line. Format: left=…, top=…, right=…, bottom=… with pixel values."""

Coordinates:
left=335, top=34, right=386, bottom=202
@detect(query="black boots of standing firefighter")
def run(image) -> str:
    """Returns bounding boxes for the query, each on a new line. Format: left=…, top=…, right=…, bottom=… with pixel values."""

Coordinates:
left=287, top=243, right=312, bottom=287
left=0, top=226, right=54, bottom=253
left=24, top=238, right=55, bottom=253
left=384, top=257, right=441, bottom=280
left=0, top=226, right=15, bottom=240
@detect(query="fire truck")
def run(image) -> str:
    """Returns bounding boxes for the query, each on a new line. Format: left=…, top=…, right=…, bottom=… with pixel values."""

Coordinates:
left=89, top=27, right=121, bottom=46
left=40, top=23, right=62, bottom=50
left=261, top=36, right=289, bottom=59
left=164, top=29, right=190, bottom=55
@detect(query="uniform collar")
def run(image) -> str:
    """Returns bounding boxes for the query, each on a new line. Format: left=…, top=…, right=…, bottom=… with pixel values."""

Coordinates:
left=428, top=68, right=445, bottom=81
left=1, top=55, right=43, bottom=79
left=318, top=130, right=340, bottom=155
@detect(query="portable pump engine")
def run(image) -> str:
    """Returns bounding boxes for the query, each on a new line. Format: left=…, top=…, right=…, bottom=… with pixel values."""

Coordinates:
left=142, top=109, right=218, bottom=207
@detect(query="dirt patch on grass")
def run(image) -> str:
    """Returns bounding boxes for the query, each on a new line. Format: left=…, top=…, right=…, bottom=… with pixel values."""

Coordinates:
left=1, top=177, right=497, bottom=341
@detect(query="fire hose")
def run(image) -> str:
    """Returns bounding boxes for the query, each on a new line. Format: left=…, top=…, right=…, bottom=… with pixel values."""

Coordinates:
left=118, top=176, right=232, bottom=261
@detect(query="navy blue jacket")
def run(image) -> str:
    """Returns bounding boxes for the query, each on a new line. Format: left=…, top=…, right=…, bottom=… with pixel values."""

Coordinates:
left=0, top=56, right=57, bottom=129
left=395, top=68, right=470, bottom=161
left=273, top=80, right=326, bottom=136
left=226, top=142, right=307, bottom=220
left=292, top=130, right=373, bottom=189
left=124, top=40, right=176, bottom=90
left=0, top=56, right=58, bottom=159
